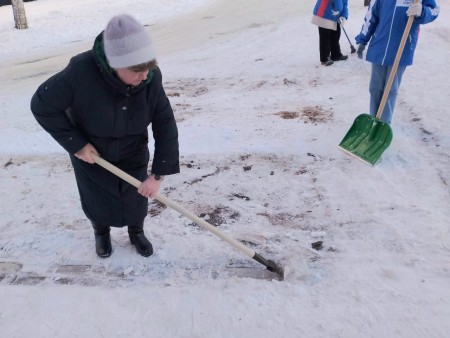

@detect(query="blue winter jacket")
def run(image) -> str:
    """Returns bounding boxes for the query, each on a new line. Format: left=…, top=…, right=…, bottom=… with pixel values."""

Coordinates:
left=355, top=0, right=439, bottom=66
left=312, top=0, right=349, bottom=30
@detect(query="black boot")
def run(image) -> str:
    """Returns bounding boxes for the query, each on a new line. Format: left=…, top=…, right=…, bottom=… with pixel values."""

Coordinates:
left=91, top=222, right=112, bottom=258
left=128, top=222, right=153, bottom=257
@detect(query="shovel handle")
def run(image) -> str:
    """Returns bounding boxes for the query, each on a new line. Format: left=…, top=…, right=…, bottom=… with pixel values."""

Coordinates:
left=376, top=2, right=417, bottom=119
left=340, top=23, right=354, bottom=49
left=91, top=153, right=256, bottom=258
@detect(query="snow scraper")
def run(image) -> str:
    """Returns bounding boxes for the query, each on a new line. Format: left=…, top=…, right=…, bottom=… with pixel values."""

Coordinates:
left=338, top=9, right=415, bottom=165
left=340, top=22, right=356, bottom=54
left=92, top=153, right=284, bottom=279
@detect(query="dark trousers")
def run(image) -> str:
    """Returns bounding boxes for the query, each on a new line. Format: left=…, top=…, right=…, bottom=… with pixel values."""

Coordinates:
left=91, top=220, right=144, bottom=236
left=318, top=26, right=343, bottom=63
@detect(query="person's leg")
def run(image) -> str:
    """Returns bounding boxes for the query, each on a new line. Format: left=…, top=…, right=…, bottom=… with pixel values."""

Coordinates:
left=318, top=27, right=333, bottom=64
left=91, top=221, right=112, bottom=258
left=330, top=25, right=347, bottom=61
left=128, top=220, right=153, bottom=257
left=369, top=63, right=406, bottom=124
left=382, top=65, right=406, bottom=124
left=369, top=64, right=388, bottom=118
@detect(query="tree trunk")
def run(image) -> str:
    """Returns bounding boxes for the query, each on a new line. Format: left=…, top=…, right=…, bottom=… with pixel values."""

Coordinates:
left=11, top=0, right=28, bottom=29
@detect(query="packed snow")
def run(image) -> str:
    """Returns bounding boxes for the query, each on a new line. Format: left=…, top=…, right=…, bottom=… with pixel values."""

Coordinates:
left=0, top=0, right=449, bottom=337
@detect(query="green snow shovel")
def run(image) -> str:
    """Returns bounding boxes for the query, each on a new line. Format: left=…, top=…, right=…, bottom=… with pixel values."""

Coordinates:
left=91, top=153, right=284, bottom=279
left=339, top=10, right=416, bottom=165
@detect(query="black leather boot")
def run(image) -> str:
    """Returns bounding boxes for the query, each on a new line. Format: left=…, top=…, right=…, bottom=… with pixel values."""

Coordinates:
left=91, top=222, right=112, bottom=258
left=128, top=221, right=153, bottom=257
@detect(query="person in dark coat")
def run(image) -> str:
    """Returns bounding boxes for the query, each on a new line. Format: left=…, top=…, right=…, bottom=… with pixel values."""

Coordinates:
left=30, top=14, right=180, bottom=258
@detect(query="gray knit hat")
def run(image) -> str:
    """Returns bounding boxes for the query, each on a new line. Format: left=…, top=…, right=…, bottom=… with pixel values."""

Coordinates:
left=104, top=14, right=156, bottom=68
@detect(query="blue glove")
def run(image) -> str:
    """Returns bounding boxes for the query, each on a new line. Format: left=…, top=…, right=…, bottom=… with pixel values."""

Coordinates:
left=357, top=44, right=366, bottom=59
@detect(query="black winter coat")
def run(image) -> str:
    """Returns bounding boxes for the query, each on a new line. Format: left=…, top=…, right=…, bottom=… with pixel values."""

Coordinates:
left=31, top=33, right=180, bottom=226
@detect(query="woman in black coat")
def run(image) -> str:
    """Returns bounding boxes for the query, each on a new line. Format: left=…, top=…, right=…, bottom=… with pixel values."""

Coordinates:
left=31, top=14, right=180, bottom=258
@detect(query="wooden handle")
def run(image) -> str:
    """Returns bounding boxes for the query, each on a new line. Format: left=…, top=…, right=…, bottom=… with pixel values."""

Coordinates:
left=91, top=153, right=256, bottom=258
left=376, top=6, right=417, bottom=119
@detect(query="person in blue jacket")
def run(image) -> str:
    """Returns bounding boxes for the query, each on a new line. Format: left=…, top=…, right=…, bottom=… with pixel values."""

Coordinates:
left=312, top=0, right=349, bottom=66
left=355, top=0, right=439, bottom=124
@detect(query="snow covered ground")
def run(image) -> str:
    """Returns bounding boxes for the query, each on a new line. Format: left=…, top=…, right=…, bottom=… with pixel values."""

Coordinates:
left=1, top=0, right=449, bottom=337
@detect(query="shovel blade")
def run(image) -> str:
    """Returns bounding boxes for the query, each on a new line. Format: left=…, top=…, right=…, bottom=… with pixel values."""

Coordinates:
left=339, top=114, right=393, bottom=165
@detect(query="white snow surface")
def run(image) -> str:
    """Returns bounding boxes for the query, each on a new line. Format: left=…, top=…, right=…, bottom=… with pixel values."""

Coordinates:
left=1, top=0, right=449, bottom=337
